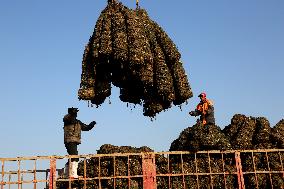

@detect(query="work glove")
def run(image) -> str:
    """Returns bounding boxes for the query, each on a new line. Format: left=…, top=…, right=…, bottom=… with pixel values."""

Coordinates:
left=90, top=121, right=97, bottom=127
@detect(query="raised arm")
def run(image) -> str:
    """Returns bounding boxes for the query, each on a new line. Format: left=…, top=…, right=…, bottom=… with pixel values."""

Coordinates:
left=80, top=120, right=96, bottom=131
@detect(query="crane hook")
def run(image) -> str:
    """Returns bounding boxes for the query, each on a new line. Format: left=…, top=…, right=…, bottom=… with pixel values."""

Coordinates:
left=136, top=0, right=139, bottom=9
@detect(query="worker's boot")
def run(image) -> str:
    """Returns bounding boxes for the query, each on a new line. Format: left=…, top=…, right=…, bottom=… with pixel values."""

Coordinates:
left=70, top=161, right=79, bottom=179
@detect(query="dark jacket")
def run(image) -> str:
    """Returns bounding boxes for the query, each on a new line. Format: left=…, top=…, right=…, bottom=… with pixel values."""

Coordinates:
left=190, top=99, right=215, bottom=125
left=63, top=114, right=96, bottom=144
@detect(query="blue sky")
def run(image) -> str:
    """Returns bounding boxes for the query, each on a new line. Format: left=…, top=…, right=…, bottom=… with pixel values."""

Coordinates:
left=0, top=0, right=283, bottom=158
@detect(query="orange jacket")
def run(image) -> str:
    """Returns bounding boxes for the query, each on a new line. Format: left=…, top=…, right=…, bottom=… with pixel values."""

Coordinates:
left=190, top=99, right=215, bottom=125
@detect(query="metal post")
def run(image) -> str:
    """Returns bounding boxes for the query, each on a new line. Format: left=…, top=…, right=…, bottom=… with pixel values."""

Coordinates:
left=181, top=154, right=186, bottom=189
left=195, top=153, right=200, bottom=189
left=49, top=158, right=56, bottom=189
left=279, top=152, right=284, bottom=179
left=265, top=152, right=273, bottom=189
left=235, top=152, right=245, bottom=189
left=113, top=156, right=116, bottom=189
left=221, top=153, right=227, bottom=188
left=251, top=152, right=259, bottom=189
left=84, top=158, right=87, bottom=189
left=1, top=160, right=4, bottom=189
left=167, top=154, right=170, bottom=188
left=33, top=159, right=37, bottom=189
left=142, top=153, right=156, bottom=189
left=127, top=155, right=130, bottom=189
left=208, top=152, right=213, bottom=189
left=99, top=157, right=101, bottom=189
left=18, top=160, right=21, bottom=189
left=9, top=174, right=11, bottom=189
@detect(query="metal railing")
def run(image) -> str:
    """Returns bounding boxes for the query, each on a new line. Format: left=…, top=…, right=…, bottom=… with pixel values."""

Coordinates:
left=1, top=149, right=283, bottom=189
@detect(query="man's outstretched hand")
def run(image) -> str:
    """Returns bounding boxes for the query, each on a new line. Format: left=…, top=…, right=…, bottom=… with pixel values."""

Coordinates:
left=90, top=121, right=97, bottom=127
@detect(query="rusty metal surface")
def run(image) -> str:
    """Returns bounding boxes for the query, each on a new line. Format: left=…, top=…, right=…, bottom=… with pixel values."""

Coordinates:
left=142, top=153, right=157, bottom=189
left=49, top=159, right=56, bottom=189
left=235, top=151, right=245, bottom=189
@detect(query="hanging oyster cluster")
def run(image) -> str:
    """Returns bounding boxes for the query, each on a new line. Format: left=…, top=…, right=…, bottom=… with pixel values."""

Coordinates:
left=78, top=0, right=193, bottom=117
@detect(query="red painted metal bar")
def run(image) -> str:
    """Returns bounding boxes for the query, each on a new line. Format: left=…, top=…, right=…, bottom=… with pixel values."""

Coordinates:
left=68, top=158, right=71, bottom=189
left=45, top=167, right=48, bottom=189
left=49, top=158, right=56, bottom=189
left=84, top=158, right=87, bottom=189
left=235, top=152, right=245, bottom=189
left=1, top=160, right=4, bottom=189
left=113, top=156, right=116, bottom=189
left=142, top=153, right=156, bottom=189
left=127, top=155, right=130, bottom=189
left=17, top=160, right=21, bottom=189
left=98, top=157, right=101, bottom=189
left=167, top=154, right=170, bottom=188
left=33, top=159, right=37, bottom=189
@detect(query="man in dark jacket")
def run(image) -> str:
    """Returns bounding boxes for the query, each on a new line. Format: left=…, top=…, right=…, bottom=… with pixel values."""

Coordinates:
left=63, top=107, right=96, bottom=178
left=189, top=92, right=215, bottom=126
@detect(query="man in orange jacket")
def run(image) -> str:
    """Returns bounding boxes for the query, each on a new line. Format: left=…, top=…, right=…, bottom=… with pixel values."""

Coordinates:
left=189, top=92, right=215, bottom=125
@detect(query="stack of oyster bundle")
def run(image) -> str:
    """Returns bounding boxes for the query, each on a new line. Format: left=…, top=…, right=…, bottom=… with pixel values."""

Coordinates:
left=78, top=0, right=192, bottom=117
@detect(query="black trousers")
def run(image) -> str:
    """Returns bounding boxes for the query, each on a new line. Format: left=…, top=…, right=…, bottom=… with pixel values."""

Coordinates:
left=65, top=142, right=79, bottom=162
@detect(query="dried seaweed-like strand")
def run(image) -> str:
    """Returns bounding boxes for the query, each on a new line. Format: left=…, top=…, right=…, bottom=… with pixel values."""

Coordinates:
left=137, top=9, right=171, bottom=116
left=152, top=21, right=181, bottom=65
left=119, top=87, right=142, bottom=105
left=138, top=14, right=158, bottom=89
left=117, top=6, right=150, bottom=105
left=116, top=6, right=153, bottom=92
left=153, top=45, right=175, bottom=102
left=122, top=8, right=145, bottom=69
left=111, top=2, right=128, bottom=62
left=110, top=2, right=128, bottom=88
left=90, top=4, right=114, bottom=106
left=91, top=64, right=111, bottom=106
left=139, top=9, right=174, bottom=111
left=142, top=98, right=164, bottom=118
left=90, top=80, right=111, bottom=106
left=78, top=4, right=106, bottom=101
left=137, top=9, right=158, bottom=100
left=153, top=20, right=192, bottom=105
left=171, top=61, right=193, bottom=105
left=142, top=86, right=165, bottom=118
left=98, top=4, right=113, bottom=60
left=78, top=37, right=96, bottom=100
left=142, top=64, right=173, bottom=117
left=78, top=5, right=107, bottom=101
left=82, top=7, right=108, bottom=100
left=119, top=68, right=143, bottom=105
left=135, top=9, right=154, bottom=88
left=92, top=6, right=108, bottom=61
left=138, top=60, right=154, bottom=89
